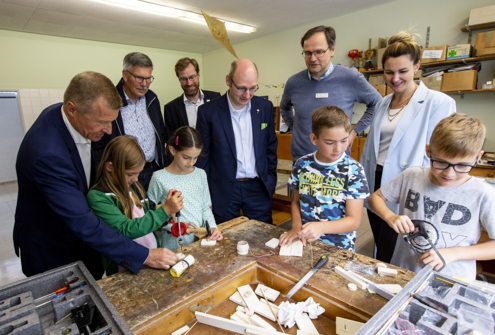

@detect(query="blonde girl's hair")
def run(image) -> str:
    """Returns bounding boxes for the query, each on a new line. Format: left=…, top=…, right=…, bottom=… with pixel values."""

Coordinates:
left=430, top=113, right=485, bottom=158
left=95, top=136, right=146, bottom=219
left=382, top=30, right=422, bottom=67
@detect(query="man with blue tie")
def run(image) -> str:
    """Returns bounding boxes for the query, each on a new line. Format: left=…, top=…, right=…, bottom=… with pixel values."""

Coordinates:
left=196, top=59, right=278, bottom=224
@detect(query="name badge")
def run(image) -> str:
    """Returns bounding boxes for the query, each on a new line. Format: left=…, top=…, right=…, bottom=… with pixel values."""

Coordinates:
left=315, top=93, right=328, bottom=98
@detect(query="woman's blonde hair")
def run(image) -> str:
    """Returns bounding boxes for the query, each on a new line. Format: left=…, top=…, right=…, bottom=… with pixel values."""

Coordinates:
left=382, top=30, right=422, bottom=67
left=430, top=114, right=485, bottom=158
left=95, top=136, right=146, bottom=219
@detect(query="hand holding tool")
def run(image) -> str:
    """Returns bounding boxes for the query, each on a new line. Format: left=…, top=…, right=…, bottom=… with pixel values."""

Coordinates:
left=286, top=255, right=328, bottom=298
left=404, top=220, right=446, bottom=271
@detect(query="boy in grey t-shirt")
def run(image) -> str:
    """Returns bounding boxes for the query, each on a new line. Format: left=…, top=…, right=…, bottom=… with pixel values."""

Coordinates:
left=368, top=114, right=495, bottom=279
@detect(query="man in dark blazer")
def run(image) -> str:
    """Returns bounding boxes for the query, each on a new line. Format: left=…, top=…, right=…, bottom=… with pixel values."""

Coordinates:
left=196, top=59, right=278, bottom=225
left=92, top=52, right=167, bottom=191
left=164, top=57, right=220, bottom=141
left=14, top=71, right=179, bottom=279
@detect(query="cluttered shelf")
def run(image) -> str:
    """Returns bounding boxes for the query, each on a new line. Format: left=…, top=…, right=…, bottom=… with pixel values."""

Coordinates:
left=420, top=54, right=495, bottom=68
left=362, top=69, right=384, bottom=74
left=460, top=22, right=495, bottom=32
left=443, top=88, right=495, bottom=95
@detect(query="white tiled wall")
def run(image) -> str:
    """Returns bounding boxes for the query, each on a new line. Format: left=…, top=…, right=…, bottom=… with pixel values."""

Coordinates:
left=18, top=89, right=65, bottom=132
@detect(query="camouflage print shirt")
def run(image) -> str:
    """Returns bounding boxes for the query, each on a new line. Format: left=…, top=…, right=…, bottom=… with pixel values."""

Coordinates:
left=288, top=152, right=370, bottom=251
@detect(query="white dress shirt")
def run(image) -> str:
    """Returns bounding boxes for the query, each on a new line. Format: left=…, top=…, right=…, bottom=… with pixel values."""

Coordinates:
left=61, top=107, right=91, bottom=188
left=226, top=91, right=258, bottom=179
left=183, top=89, right=205, bottom=128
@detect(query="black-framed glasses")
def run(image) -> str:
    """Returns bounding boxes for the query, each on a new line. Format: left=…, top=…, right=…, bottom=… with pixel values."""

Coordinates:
left=430, top=152, right=478, bottom=173
left=231, top=79, right=258, bottom=94
left=302, top=47, right=329, bottom=59
left=179, top=74, right=198, bottom=83
left=126, top=70, right=154, bottom=84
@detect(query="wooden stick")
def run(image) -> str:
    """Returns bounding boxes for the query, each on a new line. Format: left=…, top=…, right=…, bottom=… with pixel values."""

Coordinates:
left=188, top=228, right=206, bottom=233
left=183, top=306, right=212, bottom=335
left=260, top=288, right=285, bottom=333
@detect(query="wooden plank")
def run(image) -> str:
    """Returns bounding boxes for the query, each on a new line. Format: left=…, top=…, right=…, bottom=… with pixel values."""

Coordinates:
left=238, top=284, right=261, bottom=312
left=335, top=317, right=364, bottom=335
left=377, top=267, right=397, bottom=277
left=334, top=267, right=367, bottom=290
left=195, top=312, right=285, bottom=335
left=280, top=238, right=303, bottom=257
left=201, top=239, right=216, bottom=246
left=296, top=313, right=318, bottom=334
left=230, top=291, right=247, bottom=307
left=255, top=284, right=280, bottom=302
left=250, top=314, right=277, bottom=331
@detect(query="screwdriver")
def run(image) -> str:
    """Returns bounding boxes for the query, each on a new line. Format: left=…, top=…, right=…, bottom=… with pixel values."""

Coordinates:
left=172, top=190, right=184, bottom=254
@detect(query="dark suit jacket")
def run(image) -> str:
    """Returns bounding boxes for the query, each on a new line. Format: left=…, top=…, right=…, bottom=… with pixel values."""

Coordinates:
left=14, top=103, right=149, bottom=279
left=92, top=79, right=168, bottom=168
left=164, top=90, right=221, bottom=141
left=196, top=94, right=278, bottom=217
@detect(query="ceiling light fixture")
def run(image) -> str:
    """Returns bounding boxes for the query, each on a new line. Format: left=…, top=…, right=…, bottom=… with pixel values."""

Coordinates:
left=97, top=0, right=257, bottom=33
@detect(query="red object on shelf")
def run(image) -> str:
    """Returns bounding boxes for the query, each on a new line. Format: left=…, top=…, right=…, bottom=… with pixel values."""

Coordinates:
left=348, top=49, right=359, bottom=61
left=170, top=219, right=187, bottom=238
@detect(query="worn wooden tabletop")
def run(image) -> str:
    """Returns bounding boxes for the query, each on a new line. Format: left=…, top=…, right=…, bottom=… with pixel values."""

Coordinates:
left=98, top=220, right=415, bottom=333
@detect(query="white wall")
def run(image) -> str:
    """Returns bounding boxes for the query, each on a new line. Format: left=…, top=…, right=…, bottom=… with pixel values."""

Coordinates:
left=202, top=0, right=495, bottom=150
left=0, top=29, right=203, bottom=131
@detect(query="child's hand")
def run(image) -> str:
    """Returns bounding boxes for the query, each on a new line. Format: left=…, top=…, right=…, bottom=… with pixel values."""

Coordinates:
left=298, top=222, right=325, bottom=244
left=162, top=189, right=183, bottom=216
left=184, top=222, right=197, bottom=234
left=386, top=215, right=415, bottom=234
left=208, top=228, right=223, bottom=241
left=279, top=229, right=304, bottom=247
left=420, top=248, right=455, bottom=271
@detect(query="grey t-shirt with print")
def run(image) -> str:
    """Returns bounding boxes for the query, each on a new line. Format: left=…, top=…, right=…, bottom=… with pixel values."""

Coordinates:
left=381, top=166, right=495, bottom=280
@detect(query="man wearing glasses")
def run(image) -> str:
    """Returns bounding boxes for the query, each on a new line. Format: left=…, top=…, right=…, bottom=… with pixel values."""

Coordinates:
left=280, top=25, right=382, bottom=163
left=93, top=52, right=167, bottom=190
left=196, top=59, right=278, bottom=225
left=164, top=58, right=220, bottom=141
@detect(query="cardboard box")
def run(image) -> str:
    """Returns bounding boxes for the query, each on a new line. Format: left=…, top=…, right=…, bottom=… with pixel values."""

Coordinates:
left=386, top=85, right=393, bottom=95
left=476, top=47, right=495, bottom=56
left=414, top=69, right=424, bottom=80
left=377, top=48, right=386, bottom=69
left=421, top=76, right=443, bottom=91
left=441, top=70, right=478, bottom=92
left=469, top=5, right=495, bottom=26
left=446, top=45, right=472, bottom=60
left=369, top=75, right=385, bottom=86
left=373, top=84, right=387, bottom=97
left=475, top=30, right=495, bottom=50
left=421, top=45, right=449, bottom=64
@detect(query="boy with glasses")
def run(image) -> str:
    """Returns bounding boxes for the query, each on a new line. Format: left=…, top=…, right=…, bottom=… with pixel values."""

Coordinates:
left=369, top=114, right=495, bottom=279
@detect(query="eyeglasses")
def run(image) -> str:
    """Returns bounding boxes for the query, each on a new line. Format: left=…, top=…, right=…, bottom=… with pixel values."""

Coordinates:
left=302, top=47, right=330, bottom=59
left=179, top=74, right=198, bottom=83
left=430, top=152, right=478, bottom=173
left=231, top=79, right=259, bottom=94
left=126, top=70, right=154, bottom=84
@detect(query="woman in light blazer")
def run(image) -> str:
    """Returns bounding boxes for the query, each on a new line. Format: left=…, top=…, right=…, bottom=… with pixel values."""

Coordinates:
left=360, top=31, right=455, bottom=263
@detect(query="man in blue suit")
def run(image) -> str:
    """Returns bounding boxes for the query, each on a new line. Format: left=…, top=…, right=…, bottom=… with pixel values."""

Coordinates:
left=196, top=59, right=278, bottom=225
left=14, top=71, right=179, bottom=279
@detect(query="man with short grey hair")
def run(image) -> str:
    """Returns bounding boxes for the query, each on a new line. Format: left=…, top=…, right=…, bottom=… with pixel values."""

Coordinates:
left=93, top=52, right=167, bottom=190
left=15, top=71, right=179, bottom=279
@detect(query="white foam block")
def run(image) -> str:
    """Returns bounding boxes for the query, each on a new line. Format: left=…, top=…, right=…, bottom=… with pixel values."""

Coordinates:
left=377, top=267, right=397, bottom=277
left=230, top=291, right=246, bottom=307
left=201, top=239, right=216, bottom=246
left=238, top=285, right=260, bottom=312
left=265, top=238, right=279, bottom=248
left=171, top=325, right=190, bottom=335
left=296, top=313, right=319, bottom=334
left=250, top=314, right=277, bottom=331
left=335, top=266, right=367, bottom=290
left=279, top=238, right=303, bottom=257
left=255, top=284, right=280, bottom=302
left=336, top=317, right=365, bottom=335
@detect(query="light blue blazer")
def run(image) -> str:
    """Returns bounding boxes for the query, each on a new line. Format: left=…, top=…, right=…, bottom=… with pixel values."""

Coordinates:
left=360, top=81, right=456, bottom=213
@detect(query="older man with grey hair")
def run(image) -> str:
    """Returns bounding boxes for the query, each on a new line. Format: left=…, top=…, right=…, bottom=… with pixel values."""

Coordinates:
left=15, top=71, right=179, bottom=279
left=93, top=52, right=167, bottom=190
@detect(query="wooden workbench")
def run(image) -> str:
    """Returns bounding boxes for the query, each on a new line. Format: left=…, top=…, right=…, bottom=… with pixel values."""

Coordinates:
left=98, top=220, right=415, bottom=334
